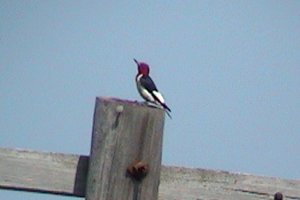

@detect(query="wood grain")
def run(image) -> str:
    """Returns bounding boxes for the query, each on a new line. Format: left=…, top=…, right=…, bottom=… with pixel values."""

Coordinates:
left=85, top=97, right=165, bottom=200
left=159, top=166, right=300, bottom=200
left=0, top=148, right=299, bottom=199
left=0, top=148, right=88, bottom=197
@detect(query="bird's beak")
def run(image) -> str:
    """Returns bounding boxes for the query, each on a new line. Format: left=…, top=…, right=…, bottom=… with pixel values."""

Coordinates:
left=133, top=58, right=139, bottom=65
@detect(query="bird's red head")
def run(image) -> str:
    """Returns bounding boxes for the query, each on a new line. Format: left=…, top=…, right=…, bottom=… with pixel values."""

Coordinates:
left=134, top=59, right=150, bottom=75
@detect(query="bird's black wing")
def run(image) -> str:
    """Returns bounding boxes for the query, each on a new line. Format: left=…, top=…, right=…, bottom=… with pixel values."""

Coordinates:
left=139, top=75, right=158, bottom=92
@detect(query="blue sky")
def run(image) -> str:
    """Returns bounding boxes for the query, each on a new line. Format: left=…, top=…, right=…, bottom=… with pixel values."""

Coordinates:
left=1, top=1, right=300, bottom=199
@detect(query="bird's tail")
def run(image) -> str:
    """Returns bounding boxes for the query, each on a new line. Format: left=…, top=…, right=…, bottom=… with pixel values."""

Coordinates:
left=161, top=103, right=172, bottom=119
left=145, top=101, right=172, bottom=119
left=161, top=103, right=171, bottom=113
left=165, top=109, right=172, bottom=119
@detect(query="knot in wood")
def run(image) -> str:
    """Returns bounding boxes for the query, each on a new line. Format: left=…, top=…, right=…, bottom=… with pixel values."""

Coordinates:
left=127, top=160, right=149, bottom=181
left=274, top=192, right=283, bottom=200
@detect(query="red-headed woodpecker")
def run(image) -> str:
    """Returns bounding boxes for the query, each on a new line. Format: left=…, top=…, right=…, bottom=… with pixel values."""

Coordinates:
left=134, top=59, right=171, bottom=117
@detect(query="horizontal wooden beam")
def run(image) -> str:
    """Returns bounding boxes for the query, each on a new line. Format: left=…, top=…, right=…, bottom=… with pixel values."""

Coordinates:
left=159, top=167, right=300, bottom=200
left=0, top=147, right=300, bottom=199
left=0, top=147, right=88, bottom=197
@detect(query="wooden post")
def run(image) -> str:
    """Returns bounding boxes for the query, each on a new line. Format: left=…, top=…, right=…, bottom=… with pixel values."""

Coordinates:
left=85, top=97, right=165, bottom=200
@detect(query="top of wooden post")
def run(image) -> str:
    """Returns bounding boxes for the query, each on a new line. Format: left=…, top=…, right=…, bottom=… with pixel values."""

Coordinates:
left=85, top=97, right=166, bottom=200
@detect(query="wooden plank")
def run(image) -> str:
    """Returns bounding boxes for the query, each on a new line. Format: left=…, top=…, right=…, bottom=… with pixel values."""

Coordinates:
left=159, top=166, right=300, bottom=200
left=0, top=147, right=88, bottom=197
left=0, top=148, right=299, bottom=199
left=85, top=97, right=165, bottom=200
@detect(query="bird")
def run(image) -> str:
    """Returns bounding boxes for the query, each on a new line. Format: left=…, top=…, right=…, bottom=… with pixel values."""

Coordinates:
left=134, top=58, right=171, bottom=118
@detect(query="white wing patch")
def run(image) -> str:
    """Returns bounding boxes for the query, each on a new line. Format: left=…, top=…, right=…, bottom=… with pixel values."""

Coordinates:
left=153, top=91, right=165, bottom=104
left=141, top=88, right=155, bottom=102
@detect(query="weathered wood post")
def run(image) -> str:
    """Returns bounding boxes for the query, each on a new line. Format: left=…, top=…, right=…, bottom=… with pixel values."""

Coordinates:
left=85, top=97, right=165, bottom=200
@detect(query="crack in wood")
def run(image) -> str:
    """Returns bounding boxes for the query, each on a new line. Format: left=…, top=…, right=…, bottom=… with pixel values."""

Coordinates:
left=231, top=188, right=300, bottom=200
left=233, top=188, right=270, bottom=196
